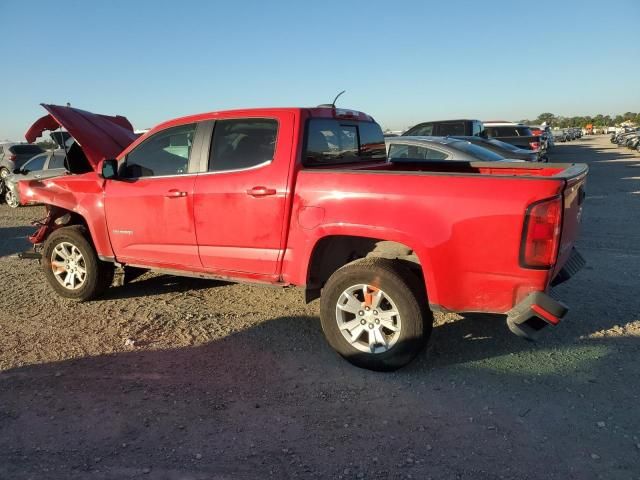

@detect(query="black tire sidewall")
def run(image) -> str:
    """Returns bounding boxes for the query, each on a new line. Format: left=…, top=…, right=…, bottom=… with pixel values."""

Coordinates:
left=42, top=227, right=106, bottom=301
left=320, top=259, right=432, bottom=371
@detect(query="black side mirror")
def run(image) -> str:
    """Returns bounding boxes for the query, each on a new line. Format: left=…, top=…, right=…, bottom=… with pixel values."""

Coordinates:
left=102, top=159, right=118, bottom=179
left=20, top=169, right=29, bottom=175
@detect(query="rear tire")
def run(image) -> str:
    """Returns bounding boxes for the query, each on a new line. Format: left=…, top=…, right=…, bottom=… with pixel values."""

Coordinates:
left=320, top=258, right=433, bottom=371
left=42, top=226, right=114, bottom=301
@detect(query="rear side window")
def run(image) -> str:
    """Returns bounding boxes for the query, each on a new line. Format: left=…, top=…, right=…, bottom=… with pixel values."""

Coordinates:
left=404, top=123, right=434, bottom=136
left=10, top=144, right=43, bottom=155
left=124, top=123, right=196, bottom=178
left=388, top=143, right=448, bottom=161
left=304, top=119, right=385, bottom=166
left=208, top=119, right=278, bottom=172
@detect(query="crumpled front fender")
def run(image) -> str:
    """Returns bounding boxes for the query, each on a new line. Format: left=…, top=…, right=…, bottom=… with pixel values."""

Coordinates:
left=18, top=173, right=114, bottom=259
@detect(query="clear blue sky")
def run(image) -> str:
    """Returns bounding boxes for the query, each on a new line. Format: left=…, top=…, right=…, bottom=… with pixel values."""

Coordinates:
left=1, top=0, right=639, bottom=139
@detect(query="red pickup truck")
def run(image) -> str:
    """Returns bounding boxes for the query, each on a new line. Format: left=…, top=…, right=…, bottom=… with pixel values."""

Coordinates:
left=20, top=104, right=588, bottom=371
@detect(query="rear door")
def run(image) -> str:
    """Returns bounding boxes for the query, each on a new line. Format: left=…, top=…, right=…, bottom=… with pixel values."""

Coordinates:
left=104, top=123, right=201, bottom=267
left=193, top=111, right=295, bottom=276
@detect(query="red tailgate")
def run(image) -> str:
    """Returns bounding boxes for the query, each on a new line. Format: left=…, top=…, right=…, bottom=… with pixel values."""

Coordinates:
left=552, top=165, right=588, bottom=278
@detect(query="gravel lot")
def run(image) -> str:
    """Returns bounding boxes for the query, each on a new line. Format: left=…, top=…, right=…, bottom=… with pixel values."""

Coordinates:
left=0, top=135, right=638, bottom=480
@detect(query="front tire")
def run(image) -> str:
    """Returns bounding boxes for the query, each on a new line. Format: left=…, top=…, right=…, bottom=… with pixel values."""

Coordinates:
left=42, top=226, right=114, bottom=301
left=320, top=258, right=433, bottom=371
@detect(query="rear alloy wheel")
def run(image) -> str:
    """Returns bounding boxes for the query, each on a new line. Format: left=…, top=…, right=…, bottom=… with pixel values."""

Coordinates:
left=5, top=190, right=19, bottom=208
left=320, top=258, right=432, bottom=371
left=0, top=168, right=9, bottom=180
left=42, top=226, right=114, bottom=301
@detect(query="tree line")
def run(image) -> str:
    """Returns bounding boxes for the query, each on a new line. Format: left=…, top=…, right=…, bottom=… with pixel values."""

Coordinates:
left=520, top=112, right=640, bottom=128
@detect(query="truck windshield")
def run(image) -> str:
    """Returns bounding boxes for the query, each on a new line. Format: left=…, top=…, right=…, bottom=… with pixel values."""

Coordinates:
left=304, top=119, right=386, bottom=166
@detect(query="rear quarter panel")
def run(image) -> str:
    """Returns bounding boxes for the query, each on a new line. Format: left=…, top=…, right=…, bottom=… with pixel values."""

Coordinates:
left=283, top=170, right=565, bottom=313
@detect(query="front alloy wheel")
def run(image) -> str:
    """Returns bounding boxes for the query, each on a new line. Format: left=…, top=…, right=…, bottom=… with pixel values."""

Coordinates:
left=42, top=226, right=114, bottom=301
left=336, top=284, right=402, bottom=354
left=51, top=241, right=88, bottom=290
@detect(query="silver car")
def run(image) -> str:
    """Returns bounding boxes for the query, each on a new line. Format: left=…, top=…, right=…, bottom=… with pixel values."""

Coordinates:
left=4, top=149, right=67, bottom=208
left=0, top=143, right=44, bottom=180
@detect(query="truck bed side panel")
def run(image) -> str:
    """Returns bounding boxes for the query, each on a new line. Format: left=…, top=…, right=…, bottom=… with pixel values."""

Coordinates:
left=283, top=170, right=565, bottom=313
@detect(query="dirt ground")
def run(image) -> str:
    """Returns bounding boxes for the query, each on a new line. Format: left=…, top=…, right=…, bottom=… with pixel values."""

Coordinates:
left=0, top=135, right=638, bottom=480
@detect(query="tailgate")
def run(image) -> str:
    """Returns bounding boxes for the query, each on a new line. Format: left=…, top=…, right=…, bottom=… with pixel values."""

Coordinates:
left=552, top=165, right=588, bottom=278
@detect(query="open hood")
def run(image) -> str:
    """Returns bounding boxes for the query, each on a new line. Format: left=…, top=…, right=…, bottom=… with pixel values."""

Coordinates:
left=25, top=104, right=137, bottom=171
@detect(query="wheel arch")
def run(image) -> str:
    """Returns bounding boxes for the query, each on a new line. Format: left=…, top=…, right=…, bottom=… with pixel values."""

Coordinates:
left=303, top=234, right=433, bottom=303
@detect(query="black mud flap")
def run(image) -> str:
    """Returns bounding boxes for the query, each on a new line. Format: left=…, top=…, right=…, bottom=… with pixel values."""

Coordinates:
left=551, top=248, right=586, bottom=287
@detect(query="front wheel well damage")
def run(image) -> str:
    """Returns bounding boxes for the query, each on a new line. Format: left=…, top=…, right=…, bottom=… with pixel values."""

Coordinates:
left=29, top=205, right=90, bottom=245
left=305, top=235, right=425, bottom=303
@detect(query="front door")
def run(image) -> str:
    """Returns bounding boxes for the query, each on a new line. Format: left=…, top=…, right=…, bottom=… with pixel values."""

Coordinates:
left=104, top=123, right=201, bottom=268
left=193, top=113, right=295, bottom=276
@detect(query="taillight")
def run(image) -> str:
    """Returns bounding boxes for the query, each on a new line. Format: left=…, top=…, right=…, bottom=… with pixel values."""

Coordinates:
left=9, top=154, right=17, bottom=161
left=520, top=196, right=562, bottom=269
left=529, top=141, right=540, bottom=151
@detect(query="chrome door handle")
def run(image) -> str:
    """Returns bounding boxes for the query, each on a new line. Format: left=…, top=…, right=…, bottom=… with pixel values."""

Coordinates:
left=247, top=186, right=276, bottom=197
left=165, top=190, right=187, bottom=198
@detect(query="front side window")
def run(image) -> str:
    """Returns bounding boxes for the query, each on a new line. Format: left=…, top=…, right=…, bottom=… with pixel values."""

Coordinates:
left=123, top=123, right=196, bottom=178
left=208, top=119, right=278, bottom=172
left=23, top=154, right=47, bottom=171
left=388, top=144, right=448, bottom=161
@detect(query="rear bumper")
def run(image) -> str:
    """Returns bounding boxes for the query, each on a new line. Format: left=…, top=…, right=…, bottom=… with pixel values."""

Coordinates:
left=506, top=248, right=584, bottom=339
left=506, top=291, right=568, bottom=339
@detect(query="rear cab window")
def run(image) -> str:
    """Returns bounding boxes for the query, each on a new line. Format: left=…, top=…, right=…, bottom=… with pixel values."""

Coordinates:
left=486, top=126, right=533, bottom=137
left=436, top=122, right=465, bottom=136
left=303, top=119, right=386, bottom=166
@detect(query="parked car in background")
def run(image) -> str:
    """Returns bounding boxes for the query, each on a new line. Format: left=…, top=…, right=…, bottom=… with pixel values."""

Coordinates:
left=552, top=129, right=569, bottom=143
left=4, top=148, right=68, bottom=207
left=403, top=119, right=484, bottom=137
left=0, top=143, right=44, bottom=180
left=386, top=136, right=519, bottom=163
left=483, top=122, right=544, bottom=153
left=452, top=136, right=544, bottom=162
left=528, top=125, right=551, bottom=150
left=20, top=103, right=588, bottom=371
